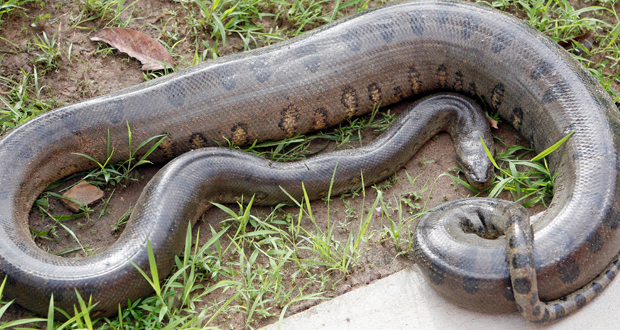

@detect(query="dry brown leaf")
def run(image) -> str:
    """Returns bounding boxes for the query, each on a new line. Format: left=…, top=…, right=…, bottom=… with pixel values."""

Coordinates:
left=61, top=181, right=104, bottom=213
left=488, top=116, right=499, bottom=129
left=90, top=27, right=174, bottom=71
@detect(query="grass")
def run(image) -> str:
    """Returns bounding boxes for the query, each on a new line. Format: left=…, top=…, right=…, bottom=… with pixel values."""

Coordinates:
left=0, top=0, right=31, bottom=25
left=70, top=0, right=139, bottom=28
left=0, top=67, right=57, bottom=131
left=3, top=184, right=381, bottom=329
left=74, top=122, right=167, bottom=187
left=0, top=0, right=618, bottom=329
left=31, top=32, right=61, bottom=72
left=481, top=132, right=574, bottom=207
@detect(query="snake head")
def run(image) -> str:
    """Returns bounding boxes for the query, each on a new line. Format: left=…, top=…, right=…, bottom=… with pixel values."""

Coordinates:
left=455, top=136, right=495, bottom=191
left=459, top=154, right=495, bottom=190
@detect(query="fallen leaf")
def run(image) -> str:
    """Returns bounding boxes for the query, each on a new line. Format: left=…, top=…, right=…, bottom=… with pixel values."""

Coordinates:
left=90, top=27, right=174, bottom=71
left=61, top=181, right=104, bottom=213
left=488, top=116, right=498, bottom=129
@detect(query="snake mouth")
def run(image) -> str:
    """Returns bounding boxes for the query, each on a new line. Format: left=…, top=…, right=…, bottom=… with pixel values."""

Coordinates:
left=463, top=165, right=494, bottom=191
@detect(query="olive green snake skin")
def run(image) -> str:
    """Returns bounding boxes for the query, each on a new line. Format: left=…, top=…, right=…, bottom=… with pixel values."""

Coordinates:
left=0, top=0, right=618, bottom=323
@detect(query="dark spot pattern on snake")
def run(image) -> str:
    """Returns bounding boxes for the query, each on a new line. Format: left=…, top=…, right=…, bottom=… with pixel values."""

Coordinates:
left=467, top=81, right=477, bottom=96
left=157, top=132, right=176, bottom=159
left=214, top=64, right=236, bottom=91
left=428, top=260, right=447, bottom=285
left=377, top=16, right=395, bottom=43
left=342, top=28, right=362, bottom=51
left=39, top=122, right=59, bottom=143
left=341, top=85, right=359, bottom=118
left=368, top=83, right=382, bottom=103
left=436, top=10, right=448, bottom=27
left=491, top=27, right=516, bottom=53
left=511, top=107, right=524, bottom=129
left=490, top=83, right=505, bottom=109
left=531, top=59, right=554, bottom=80
left=457, top=247, right=479, bottom=293
left=409, top=66, right=422, bottom=94
left=503, top=278, right=515, bottom=301
left=189, top=133, right=209, bottom=149
left=575, top=294, right=586, bottom=308
left=59, top=110, right=81, bottom=135
left=106, top=99, right=125, bottom=125
left=508, top=235, right=519, bottom=249
left=516, top=303, right=523, bottom=313
left=296, top=43, right=320, bottom=73
left=165, top=80, right=186, bottom=106
left=392, top=86, right=405, bottom=100
left=605, top=268, right=616, bottom=280
left=541, top=79, right=570, bottom=104
left=453, top=71, right=464, bottom=91
left=461, top=14, right=480, bottom=40
left=80, top=281, right=101, bottom=302
left=587, top=231, right=603, bottom=254
left=463, top=276, right=479, bottom=294
left=229, top=123, right=250, bottom=146
left=279, top=104, right=301, bottom=138
left=249, top=56, right=271, bottom=83
left=408, top=11, right=425, bottom=35
left=513, top=277, right=532, bottom=294
left=557, top=255, right=580, bottom=284
left=507, top=213, right=522, bottom=226
left=436, top=64, right=448, bottom=88
left=511, top=252, right=530, bottom=269
left=311, top=107, right=329, bottom=130
left=554, top=304, right=566, bottom=319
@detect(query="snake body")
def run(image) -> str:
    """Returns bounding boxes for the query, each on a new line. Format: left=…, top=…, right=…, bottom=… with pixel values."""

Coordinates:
left=0, top=0, right=618, bottom=320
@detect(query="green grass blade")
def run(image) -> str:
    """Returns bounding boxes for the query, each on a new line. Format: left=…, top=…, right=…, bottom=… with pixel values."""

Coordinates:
left=531, top=131, right=574, bottom=161
left=146, top=237, right=161, bottom=296
left=480, top=136, right=499, bottom=169
left=47, top=294, right=54, bottom=330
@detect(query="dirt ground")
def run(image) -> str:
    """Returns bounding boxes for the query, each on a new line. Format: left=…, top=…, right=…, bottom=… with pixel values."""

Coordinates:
left=0, top=0, right=618, bottom=328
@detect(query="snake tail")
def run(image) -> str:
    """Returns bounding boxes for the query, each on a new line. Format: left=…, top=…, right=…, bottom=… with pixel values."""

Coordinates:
left=415, top=198, right=620, bottom=324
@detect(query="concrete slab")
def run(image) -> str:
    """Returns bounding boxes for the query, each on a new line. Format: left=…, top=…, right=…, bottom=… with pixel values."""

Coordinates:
left=263, top=265, right=620, bottom=330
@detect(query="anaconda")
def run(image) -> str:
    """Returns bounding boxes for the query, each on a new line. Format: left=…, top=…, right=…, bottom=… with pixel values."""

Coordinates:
left=0, top=0, right=618, bottom=323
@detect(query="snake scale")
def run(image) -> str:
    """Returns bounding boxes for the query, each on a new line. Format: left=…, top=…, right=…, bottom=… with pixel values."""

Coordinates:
left=0, top=0, right=618, bottom=323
